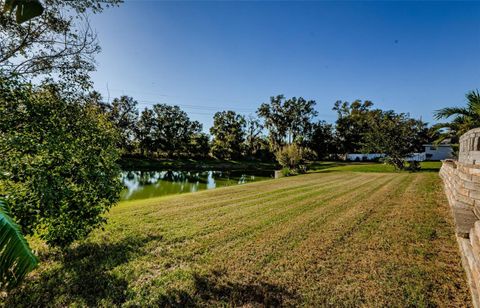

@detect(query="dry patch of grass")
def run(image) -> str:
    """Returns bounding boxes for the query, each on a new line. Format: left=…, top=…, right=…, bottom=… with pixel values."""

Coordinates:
left=3, top=171, right=471, bottom=307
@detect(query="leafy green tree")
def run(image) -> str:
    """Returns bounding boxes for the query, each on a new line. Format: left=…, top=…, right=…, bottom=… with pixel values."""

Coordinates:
left=109, top=96, right=139, bottom=154
left=210, top=111, right=246, bottom=160
left=84, top=90, right=111, bottom=114
left=433, top=89, right=480, bottom=144
left=151, top=104, right=200, bottom=157
left=135, top=107, right=155, bottom=156
left=244, top=116, right=264, bottom=159
left=361, top=110, right=427, bottom=170
left=257, top=95, right=317, bottom=150
left=0, top=198, right=38, bottom=289
left=333, top=100, right=375, bottom=155
left=307, top=121, right=337, bottom=160
left=188, top=132, right=210, bottom=159
left=1, top=0, right=121, bottom=88
left=0, top=78, right=122, bottom=247
left=186, top=120, right=210, bottom=158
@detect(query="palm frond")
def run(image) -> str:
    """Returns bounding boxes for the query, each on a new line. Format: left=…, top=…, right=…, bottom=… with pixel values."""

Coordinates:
left=431, top=122, right=454, bottom=131
left=466, top=89, right=480, bottom=105
left=0, top=198, right=38, bottom=289
left=433, top=107, right=472, bottom=120
left=466, top=90, right=480, bottom=117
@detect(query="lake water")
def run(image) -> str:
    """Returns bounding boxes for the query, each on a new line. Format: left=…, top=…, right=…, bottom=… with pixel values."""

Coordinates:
left=120, top=170, right=274, bottom=201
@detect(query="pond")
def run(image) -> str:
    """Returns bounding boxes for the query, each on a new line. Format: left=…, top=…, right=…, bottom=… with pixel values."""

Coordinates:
left=121, top=170, right=274, bottom=201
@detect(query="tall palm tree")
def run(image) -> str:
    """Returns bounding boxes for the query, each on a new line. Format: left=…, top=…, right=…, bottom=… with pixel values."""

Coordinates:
left=433, top=89, right=480, bottom=144
left=0, top=198, right=38, bottom=289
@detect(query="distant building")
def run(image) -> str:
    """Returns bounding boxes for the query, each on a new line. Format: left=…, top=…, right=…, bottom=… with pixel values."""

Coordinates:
left=423, top=143, right=454, bottom=161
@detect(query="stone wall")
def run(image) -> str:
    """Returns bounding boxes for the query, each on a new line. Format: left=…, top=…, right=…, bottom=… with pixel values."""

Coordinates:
left=459, top=128, right=480, bottom=165
left=440, top=127, right=480, bottom=307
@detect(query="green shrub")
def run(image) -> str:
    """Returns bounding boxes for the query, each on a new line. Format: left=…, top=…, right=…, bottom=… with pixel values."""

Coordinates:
left=281, top=167, right=293, bottom=177
left=275, top=144, right=315, bottom=174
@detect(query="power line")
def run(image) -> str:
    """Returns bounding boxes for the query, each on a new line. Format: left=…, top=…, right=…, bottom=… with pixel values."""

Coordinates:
left=106, top=87, right=252, bottom=110
left=134, top=99, right=255, bottom=113
left=101, top=87, right=337, bottom=118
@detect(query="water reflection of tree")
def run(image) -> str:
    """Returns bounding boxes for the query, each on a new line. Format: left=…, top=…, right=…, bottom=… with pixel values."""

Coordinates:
left=125, top=171, right=136, bottom=181
left=138, top=171, right=159, bottom=185
left=160, top=171, right=208, bottom=184
left=124, top=170, right=272, bottom=187
left=120, top=170, right=274, bottom=201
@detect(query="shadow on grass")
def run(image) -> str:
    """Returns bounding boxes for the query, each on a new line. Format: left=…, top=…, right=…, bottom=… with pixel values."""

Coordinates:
left=153, top=270, right=299, bottom=307
left=5, top=235, right=163, bottom=307
left=6, top=235, right=298, bottom=307
left=7, top=236, right=299, bottom=307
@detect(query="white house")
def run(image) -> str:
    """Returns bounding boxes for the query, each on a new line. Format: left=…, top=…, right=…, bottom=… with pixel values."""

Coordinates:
left=422, top=143, right=454, bottom=161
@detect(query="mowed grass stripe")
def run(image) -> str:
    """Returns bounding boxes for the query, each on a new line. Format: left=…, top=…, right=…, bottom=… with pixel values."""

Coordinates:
left=300, top=174, right=439, bottom=305
left=172, top=174, right=387, bottom=257
left=215, top=173, right=402, bottom=271
left=226, top=174, right=407, bottom=268
left=323, top=173, right=471, bottom=307
left=281, top=173, right=412, bottom=286
left=189, top=173, right=377, bottom=230
left=158, top=173, right=362, bottom=221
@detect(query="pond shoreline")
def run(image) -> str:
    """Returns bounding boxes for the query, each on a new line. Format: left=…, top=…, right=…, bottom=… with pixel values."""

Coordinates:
left=119, top=157, right=277, bottom=172
left=121, top=169, right=274, bottom=201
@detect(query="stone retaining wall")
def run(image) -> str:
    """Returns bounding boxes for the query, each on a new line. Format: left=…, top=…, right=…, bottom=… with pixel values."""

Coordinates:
left=440, top=127, right=480, bottom=307
left=459, top=129, right=480, bottom=165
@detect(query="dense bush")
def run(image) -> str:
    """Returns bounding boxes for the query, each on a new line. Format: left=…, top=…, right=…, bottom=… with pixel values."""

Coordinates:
left=0, top=79, right=123, bottom=248
left=275, top=144, right=315, bottom=175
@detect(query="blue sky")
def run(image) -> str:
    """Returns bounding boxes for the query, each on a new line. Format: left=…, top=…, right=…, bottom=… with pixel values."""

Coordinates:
left=89, top=1, right=480, bottom=131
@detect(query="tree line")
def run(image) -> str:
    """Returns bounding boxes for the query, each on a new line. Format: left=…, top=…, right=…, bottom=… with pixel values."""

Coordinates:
left=90, top=92, right=438, bottom=167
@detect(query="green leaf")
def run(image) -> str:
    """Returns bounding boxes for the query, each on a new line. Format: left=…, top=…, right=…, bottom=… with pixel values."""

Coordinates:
left=15, top=0, right=44, bottom=24
left=0, top=198, right=38, bottom=289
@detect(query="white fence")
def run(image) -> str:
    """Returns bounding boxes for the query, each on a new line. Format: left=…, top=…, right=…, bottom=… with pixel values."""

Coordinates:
left=405, top=152, right=427, bottom=162
left=346, top=153, right=385, bottom=161
left=346, top=152, right=426, bottom=162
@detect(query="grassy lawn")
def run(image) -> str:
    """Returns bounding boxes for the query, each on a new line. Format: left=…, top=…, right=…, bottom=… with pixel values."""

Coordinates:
left=309, top=161, right=443, bottom=173
left=3, top=164, right=470, bottom=306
